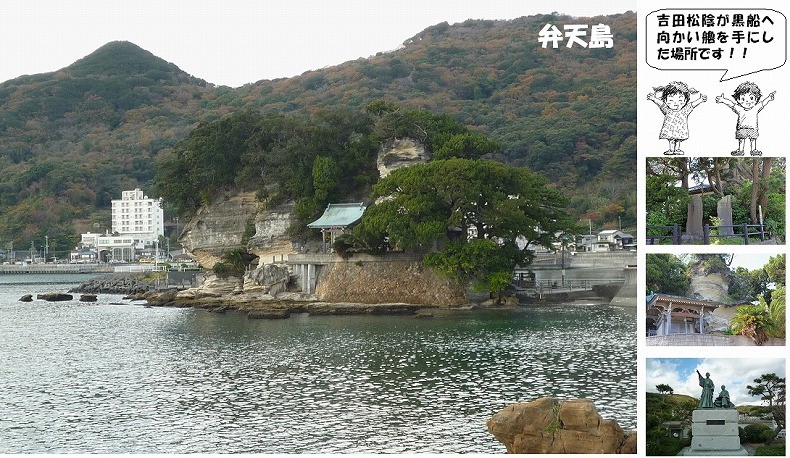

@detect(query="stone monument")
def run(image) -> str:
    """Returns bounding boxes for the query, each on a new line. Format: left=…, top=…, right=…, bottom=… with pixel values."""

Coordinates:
left=686, top=194, right=704, bottom=238
left=682, top=370, right=747, bottom=455
left=717, top=196, right=735, bottom=236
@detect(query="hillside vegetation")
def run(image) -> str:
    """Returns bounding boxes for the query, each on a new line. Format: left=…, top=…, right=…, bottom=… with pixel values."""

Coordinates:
left=0, top=12, right=636, bottom=257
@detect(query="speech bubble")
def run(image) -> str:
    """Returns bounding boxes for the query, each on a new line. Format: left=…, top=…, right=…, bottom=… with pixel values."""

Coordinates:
left=646, top=9, right=787, bottom=81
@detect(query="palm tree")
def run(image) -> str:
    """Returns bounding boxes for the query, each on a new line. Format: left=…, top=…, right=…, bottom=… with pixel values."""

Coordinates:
left=765, top=287, right=786, bottom=339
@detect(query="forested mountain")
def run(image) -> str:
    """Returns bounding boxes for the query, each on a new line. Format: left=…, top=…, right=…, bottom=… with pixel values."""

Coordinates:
left=0, top=12, right=636, bottom=255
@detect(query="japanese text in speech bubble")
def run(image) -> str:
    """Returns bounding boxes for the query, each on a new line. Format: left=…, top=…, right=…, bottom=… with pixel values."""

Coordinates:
left=646, top=9, right=787, bottom=81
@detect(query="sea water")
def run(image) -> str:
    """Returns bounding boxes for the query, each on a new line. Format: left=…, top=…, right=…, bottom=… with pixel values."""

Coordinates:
left=0, top=274, right=636, bottom=453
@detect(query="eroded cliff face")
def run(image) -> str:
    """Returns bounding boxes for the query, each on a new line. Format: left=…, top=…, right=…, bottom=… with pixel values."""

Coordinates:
left=687, top=263, right=735, bottom=333
left=179, top=192, right=260, bottom=268
left=180, top=194, right=315, bottom=269
left=688, top=270, right=731, bottom=304
left=376, top=138, right=430, bottom=178
left=246, top=201, right=302, bottom=264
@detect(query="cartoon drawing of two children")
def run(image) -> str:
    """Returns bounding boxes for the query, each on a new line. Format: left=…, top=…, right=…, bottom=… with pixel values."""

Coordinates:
left=648, top=81, right=775, bottom=156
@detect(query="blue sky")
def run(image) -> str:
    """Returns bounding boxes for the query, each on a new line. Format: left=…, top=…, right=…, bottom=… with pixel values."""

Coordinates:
left=646, top=358, right=786, bottom=406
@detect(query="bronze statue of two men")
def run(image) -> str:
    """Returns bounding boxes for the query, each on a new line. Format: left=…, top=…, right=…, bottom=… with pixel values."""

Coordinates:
left=697, top=370, right=735, bottom=409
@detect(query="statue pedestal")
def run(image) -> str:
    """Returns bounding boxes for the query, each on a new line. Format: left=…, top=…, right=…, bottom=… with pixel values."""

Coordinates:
left=682, top=409, right=747, bottom=455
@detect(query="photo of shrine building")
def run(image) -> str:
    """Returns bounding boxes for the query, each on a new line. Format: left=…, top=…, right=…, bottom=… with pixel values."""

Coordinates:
left=646, top=293, right=724, bottom=345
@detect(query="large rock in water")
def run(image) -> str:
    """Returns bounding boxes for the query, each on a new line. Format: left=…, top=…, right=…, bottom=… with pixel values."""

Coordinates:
left=37, top=292, right=74, bottom=302
left=487, top=397, right=636, bottom=454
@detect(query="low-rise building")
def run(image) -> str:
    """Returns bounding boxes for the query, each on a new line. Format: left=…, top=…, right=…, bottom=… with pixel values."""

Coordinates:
left=69, top=248, right=98, bottom=263
left=575, top=234, right=598, bottom=252
left=97, top=236, right=136, bottom=262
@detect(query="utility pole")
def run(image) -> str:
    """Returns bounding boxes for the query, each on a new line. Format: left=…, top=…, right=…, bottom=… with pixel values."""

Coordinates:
left=30, top=241, right=35, bottom=263
left=45, top=235, right=49, bottom=263
left=561, top=245, right=565, bottom=287
left=154, top=238, right=160, bottom=289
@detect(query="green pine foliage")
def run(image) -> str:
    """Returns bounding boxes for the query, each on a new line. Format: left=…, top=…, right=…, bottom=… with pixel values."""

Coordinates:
left=353, top=157, right=575, bottom=294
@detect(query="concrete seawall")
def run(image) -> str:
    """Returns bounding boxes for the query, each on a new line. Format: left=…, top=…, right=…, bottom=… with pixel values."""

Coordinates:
left=0, top=264, right=113, bottom=274
left=609, top=266, right=637, bottom=307
left=647, top=334, right=786, bottom=346
left=530, top=251, right=636, bottom=269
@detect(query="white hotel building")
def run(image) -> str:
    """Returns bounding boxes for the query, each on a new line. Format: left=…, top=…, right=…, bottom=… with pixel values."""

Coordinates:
left=75, top=189, right=164, bottom=262
left=111, top=188, right=164, bottom=245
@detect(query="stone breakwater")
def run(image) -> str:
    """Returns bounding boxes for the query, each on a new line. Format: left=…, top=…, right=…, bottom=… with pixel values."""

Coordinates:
left=70, top=273, right=155, bottom=295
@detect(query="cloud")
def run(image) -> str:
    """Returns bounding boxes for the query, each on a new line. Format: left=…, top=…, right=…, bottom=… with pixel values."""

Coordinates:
left=645, top=359, right=688, bottom=393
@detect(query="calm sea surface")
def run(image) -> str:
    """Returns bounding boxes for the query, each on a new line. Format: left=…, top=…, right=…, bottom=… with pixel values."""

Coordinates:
left=0, top=274, right=636, bottom=453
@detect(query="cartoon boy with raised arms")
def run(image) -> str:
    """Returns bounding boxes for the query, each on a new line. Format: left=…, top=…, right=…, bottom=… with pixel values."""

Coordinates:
left=716, top=82, right=776, bottom=156
left=647, top=81, right=707, bottom=155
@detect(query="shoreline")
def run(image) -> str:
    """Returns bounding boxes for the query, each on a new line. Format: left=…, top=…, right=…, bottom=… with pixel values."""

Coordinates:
left=130, top=288, right=523, bottom=319
left=129, top=288, right=628, bottom=319
left=64, top=271, right=631, bottom=319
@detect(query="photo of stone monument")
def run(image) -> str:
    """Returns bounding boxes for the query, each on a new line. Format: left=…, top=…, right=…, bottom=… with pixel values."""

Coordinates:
left=645, top=358, right=786, bottom=456
left=645, top=157, right=785, bottom=245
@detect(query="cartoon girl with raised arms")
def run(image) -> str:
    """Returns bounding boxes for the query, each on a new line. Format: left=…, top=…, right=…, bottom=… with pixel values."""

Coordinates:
left=647, top=81, right=707, bottom=155
left=716, top=81, right=775, bottom=156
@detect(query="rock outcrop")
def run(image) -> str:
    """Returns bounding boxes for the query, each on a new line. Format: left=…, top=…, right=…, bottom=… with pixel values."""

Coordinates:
left=688, top=269, right=730, bottom=304
left=307, top=302, right=421, bottom=315
left=246, top=201, right=306, bottom=263
left=487, top=397, right=636, bottom=454
left=243, top=263, right=290, bottom=296
left=180, top=273, right=243, bottom=298
left=687, top=262, right=736, bottom=333
left=376, top=138, right=431, bottom=178
left=179, top=192, right=260, bottom=268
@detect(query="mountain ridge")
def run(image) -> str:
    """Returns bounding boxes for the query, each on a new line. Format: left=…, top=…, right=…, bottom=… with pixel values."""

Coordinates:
left=0, top=12, right=636, bottom=255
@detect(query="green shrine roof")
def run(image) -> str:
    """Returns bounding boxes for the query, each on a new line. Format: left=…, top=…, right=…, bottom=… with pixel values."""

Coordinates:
left=307, top=203, right=366, bottom=229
